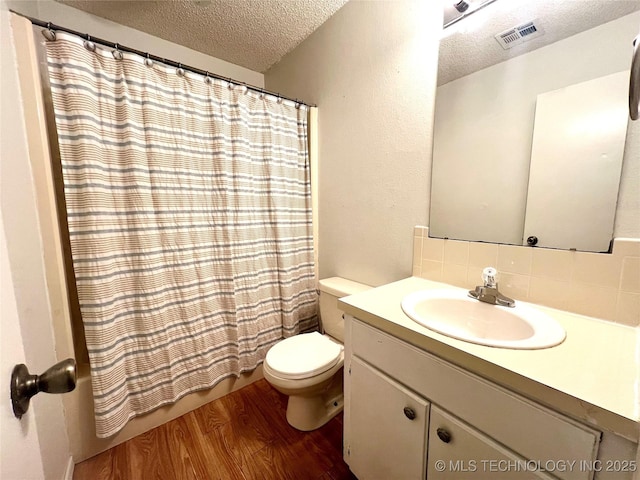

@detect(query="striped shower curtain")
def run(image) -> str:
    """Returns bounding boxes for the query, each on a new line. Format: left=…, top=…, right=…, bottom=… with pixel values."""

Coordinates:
left=45, top=32, right=318, bottom=438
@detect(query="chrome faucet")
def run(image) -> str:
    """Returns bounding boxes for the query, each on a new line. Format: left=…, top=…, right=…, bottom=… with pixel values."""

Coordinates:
left=468, top=267, right=515, bottom=308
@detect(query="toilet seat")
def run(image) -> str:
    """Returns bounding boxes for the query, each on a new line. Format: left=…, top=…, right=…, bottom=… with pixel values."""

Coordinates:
left=265, top=332, right=343, bottom=380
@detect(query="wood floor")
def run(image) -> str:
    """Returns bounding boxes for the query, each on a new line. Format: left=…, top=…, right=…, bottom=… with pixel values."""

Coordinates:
left=73, top=379, right=356, bottom=480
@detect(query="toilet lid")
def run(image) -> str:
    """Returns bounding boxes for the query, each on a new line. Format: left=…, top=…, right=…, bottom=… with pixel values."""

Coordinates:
left=265, top=332, right=343, bottom=380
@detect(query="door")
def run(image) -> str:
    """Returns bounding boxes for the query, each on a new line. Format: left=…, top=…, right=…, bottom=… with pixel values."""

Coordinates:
left=522, top=71, right=628, bottom=252
left=347, top=356, right=430, bottom=480
left=0, top=215, right=47, bottom=479
left=1, top=8, right=72, bottom=480
left=427, top=406, right=555, bottom=480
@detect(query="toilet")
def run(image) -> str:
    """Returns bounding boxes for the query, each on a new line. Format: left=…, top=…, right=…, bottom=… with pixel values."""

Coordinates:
left=263, top=277, right=371, bottom=431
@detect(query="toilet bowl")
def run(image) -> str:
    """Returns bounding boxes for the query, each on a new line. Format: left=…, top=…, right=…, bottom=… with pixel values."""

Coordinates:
left=263, top=277, right=371, bottom=431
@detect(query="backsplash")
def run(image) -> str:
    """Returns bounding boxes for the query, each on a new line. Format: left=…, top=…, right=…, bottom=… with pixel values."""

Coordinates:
left=412, top=226, right=640, bottom=327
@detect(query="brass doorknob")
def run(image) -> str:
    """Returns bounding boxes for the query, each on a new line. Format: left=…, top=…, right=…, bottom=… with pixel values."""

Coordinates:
left=11, top=358, right=76, bottom=419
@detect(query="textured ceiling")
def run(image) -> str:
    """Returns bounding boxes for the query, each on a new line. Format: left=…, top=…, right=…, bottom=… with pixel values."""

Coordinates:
left=56, top=0, right=349, bottom=73
left=439, top=0, right=640, bottom=85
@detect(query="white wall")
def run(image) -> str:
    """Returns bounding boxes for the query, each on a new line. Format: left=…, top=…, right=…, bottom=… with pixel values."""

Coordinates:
left=265, top=0, right=442, bottom=286
left=0, top=5, right=71, bottom=479
left=7, top=0, right=264, bottom=87
left=431, top=11, right=640, bottom=245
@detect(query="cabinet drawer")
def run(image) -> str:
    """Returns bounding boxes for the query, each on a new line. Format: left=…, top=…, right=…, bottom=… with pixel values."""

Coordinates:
left=428, top=405, right=555, bottom=479
left=351, top=319, right=600, bottom=480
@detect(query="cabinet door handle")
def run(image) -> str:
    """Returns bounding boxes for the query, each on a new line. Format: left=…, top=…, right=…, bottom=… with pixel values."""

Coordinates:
left=403, top=407, right=416, bottom=420
left=437, top=428, right=452, bottom=443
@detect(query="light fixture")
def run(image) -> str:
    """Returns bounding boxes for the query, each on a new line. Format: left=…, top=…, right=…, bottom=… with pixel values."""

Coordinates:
left=454, top=1, right=469, bottom=13
left=445, top=0, right=499, bottom=30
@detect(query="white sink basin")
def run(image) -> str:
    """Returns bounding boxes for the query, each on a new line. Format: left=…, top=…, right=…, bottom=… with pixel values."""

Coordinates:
left=401, top=289, right=566, bottom=349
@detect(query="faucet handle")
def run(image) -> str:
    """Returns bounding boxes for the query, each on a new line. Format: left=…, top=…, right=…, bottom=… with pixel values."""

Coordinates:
left=482, top=267, right=497, bottom=287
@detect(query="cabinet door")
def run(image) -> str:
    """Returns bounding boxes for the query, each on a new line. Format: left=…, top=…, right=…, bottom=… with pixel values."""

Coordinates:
left=347, top=356, right=429, bottom=480
left=428, top=406, right=555, bottom=480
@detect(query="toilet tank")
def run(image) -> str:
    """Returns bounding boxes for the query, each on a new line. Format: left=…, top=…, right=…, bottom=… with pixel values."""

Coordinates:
left=318, top=277, right=372, bottom=343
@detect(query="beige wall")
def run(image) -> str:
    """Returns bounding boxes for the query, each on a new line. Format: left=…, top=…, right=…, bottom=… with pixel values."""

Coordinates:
left=267, top=4, right=639, bottom=290
left=265, top=0, right=442, bottom=287
left=413, top=227, right=640, bottom=327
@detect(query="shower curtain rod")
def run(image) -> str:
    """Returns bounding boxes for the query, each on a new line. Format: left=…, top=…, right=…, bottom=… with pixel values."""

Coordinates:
left=12, top=11, right=315, bottom=108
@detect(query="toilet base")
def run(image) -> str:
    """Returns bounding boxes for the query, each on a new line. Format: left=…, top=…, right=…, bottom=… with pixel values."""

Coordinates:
left=285, top=374, right=344, bottom=431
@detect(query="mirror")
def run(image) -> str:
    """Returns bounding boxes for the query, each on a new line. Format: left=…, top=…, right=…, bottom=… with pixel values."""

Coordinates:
left=430, top=0, right=640, bottom=252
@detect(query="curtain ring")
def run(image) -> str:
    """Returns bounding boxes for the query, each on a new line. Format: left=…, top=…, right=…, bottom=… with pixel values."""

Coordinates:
left=259, top=88, right=265, bottom=100
left=41, top=23, right=56, bottom=42
left=83, top=35, right=96, bottom=52
left=277, top=94, right=283, bottom=104
left=241, top=83, right=248, bottom=95
left=295, top=99, right=301, bottom=109
left=204, top=72, right=212, bottom=84
left=144, top=53, right=153, bottom=67
left=227, top=78, right=234, bottom=90
left=112, top=43, right=123, bottom=60
left=176, top=63, right=185, bottom=77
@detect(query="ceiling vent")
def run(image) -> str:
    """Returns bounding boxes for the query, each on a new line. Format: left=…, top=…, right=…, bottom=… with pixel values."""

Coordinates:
left=495, top=20, right=544, bottom=50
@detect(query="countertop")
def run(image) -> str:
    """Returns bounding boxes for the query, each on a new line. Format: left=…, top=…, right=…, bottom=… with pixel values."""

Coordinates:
left=339, top=276, right=639, bottom=442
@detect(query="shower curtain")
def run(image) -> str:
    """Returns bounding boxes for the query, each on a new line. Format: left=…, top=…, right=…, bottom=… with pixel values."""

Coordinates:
left=45, top=32, right=318, bottom=437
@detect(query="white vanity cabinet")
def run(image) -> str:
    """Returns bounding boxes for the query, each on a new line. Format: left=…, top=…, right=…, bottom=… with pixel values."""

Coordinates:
left=344, top=316, right=634, bottom=480
left=347, top=355, right=552, bottom=480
